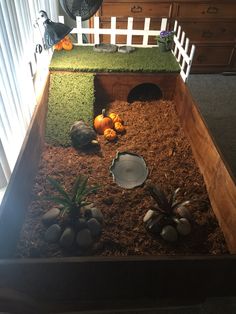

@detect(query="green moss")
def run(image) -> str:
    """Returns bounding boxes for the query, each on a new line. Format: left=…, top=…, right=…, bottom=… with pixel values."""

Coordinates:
left=49, top=46, right=180, bottom=73
left=45, top=73, right=94, bottom=146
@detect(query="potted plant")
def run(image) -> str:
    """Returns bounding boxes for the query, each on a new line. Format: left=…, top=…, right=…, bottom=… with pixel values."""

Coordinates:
left=157, top=30, right=175, bottom=52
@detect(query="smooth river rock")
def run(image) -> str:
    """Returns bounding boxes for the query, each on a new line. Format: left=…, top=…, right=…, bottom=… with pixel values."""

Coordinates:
left=45, top=224, right=62, bottom=243
left=59, top=227, right=75, bottom=248
left=76, top=229, right=93, bottom=249
left=42, top=207, right=60, bottom=225
left=87, top=218, right=102, bottom=237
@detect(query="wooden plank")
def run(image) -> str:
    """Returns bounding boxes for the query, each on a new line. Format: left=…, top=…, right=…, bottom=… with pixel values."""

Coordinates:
left=0, top=255, right=236, bottom=311
left=0, top=76, right=50, bottom=258
left=174, top=75, right=236, bottom=253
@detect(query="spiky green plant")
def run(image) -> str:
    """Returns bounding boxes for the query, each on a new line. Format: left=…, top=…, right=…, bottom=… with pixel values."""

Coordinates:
left=145, top=184, right=190, bottom=233
left=46, top=175, right=98, bottom=220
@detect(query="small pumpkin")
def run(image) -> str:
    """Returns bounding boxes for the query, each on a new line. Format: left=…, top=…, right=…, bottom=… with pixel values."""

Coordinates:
left=54, top=41, right=63, bottom=51
left=114, top=122, right=125, bottom=133
left=104, top=128, right=117, bottom=141
left=94, top=109, right=114, bottom=135
left=109, top=113, right=123, bottom=124
left=62, top=39, right=73, bottom=51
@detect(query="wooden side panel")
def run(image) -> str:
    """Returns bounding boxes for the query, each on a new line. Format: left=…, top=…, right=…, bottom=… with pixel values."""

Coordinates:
left=1, top=256, right=236, bottom=312
left=174, top=75, right=236, bottom=253
left=0, top=76, right=50, bottom=258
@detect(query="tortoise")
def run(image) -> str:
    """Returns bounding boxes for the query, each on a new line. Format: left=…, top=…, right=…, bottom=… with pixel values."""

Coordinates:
left=70, top=120, right=98, bottom=148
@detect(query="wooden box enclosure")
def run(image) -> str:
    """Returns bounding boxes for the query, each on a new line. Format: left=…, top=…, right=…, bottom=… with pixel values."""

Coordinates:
left=0, top=73, right=236, bottom=313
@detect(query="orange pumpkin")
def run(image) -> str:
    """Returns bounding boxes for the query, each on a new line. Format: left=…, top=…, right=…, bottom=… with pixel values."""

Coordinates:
left=54, top=41, right=63, bottom=51
left=109, top=112, right=123, bottom=124
left=94, top=109, right=114, bottom=135
left=62, top=39, right=73, bottom=51
left=104, top=128, right=117, bottom=141
left=114, top=122, right=125, bottom=133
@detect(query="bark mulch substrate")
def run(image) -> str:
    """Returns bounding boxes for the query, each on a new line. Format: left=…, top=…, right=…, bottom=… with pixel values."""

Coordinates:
left=16, top=100, right=229, bottom=258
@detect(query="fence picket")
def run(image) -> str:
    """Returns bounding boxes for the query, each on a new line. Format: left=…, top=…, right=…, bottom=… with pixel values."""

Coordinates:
left=111, top=17, right=116, bottom=45
left=143, top=18, right=150, bottom=46
left=127, top=17, right=133, bottom=46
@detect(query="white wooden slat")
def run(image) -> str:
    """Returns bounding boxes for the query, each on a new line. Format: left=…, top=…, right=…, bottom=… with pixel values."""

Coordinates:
left=185, top=45, right=195, bottom=82
left=126, top=17, right=133, bottom=46
left=76, top=16, right=83, bottom=45
left=94, top=16, right=100, bottom=45
left=181, top=37, right=189, bottom=71
left=160, top=18, right=168, bottom=31
left=142, top=18, right=150, bottom=46
left=177, top=31, right=185, bottom=62
left=110, top=17, right=116, bottom=45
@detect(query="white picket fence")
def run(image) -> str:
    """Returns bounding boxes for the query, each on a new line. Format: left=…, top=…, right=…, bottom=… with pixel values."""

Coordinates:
left=59, top=16, right=195, bottom=82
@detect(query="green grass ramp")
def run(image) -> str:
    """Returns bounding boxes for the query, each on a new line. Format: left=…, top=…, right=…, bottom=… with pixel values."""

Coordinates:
left=45, top=72, right=95, bottom=146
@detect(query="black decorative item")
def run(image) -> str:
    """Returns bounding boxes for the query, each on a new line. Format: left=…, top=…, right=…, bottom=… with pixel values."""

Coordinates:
left=60, top=0, right=103, bottom=21
left=110, top=152, right=148, bottom=189
left=39, top=10, right=72, bottom=49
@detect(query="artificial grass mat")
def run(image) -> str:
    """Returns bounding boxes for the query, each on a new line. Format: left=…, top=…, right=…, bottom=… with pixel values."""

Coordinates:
left=45, top=72, right=94, bottom=146
left=49, top=46, right=180, bottom=73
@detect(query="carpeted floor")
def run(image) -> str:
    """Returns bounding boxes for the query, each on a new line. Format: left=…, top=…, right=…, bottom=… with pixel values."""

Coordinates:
left=187, top=74, right=236, bottom=180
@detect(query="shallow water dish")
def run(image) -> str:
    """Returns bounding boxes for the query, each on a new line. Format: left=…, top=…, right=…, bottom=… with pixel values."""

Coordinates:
left=110, top=152, right=148, bottom=189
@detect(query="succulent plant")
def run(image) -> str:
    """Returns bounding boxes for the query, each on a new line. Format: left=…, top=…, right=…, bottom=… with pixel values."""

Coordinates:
left=144, top=184, right=191, bottom=242
left=45, top=175, right=98, bottom=221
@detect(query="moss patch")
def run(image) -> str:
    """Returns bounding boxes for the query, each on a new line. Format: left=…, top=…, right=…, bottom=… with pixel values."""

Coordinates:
left=49, top=46, right=180, bottom=73
left=45, top=72, right=94, bottom=146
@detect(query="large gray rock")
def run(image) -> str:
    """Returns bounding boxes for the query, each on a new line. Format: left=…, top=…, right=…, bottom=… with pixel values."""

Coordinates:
left=118, top=46, right=135, bottom=53
left=87, top=218, right=102, bottom=237
left=42, top=207, right=60, bottom=225
left=93, top=43, right=117, bottom=53
left=45, top=224, right=62, bottom=243
left=59, top=227, right=75, bottom=248
left=76, top=229, right=93, bottom=249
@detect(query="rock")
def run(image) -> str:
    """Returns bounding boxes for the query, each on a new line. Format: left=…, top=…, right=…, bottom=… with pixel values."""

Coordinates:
left=118, top=46, right=135, bottom=53
left=93, top=43, right=117, bottom=53
left=42, top=207, right=60, bottom=225
left=76, top=229, right=93, bottom=249
left=45, top=224, right=62, bottom=243
left=176, top=205, right=192, bottom=221
left=143, top=209, right=155, bottom=223
left=77, top=218, right=87, bottom=231
left=161, top=225, right=178, bottom=242
left=59, top=227, right=75, bottom=248
left=176, top=218, right=191, bottom=236
left=90, top=208, right=104, bottom=224
left=87, top=218, right=102, bottom=237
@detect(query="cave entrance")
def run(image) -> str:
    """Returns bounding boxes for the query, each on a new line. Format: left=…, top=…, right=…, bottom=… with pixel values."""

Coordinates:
left=127, top=83, right=163, bottom=103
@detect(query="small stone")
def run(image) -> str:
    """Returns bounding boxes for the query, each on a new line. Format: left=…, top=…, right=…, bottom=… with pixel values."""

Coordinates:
left=76, top=229, right=93, bottom=249
left=59, top=227, right=75, bottom=248
left=42, top=207, right=60, bottom=225
left=87, top=218, right=102, bottom=237
left=161, top=225, right=178, bottom=242
left=93, top=43, right=117, bottom=53
left=176, top=205, right=192, bottom=220
left=143, top=209, right=155, bottom=223
left=176, top=218, right=191, bottom=236
left=90, top=208, right=104, bottom=224
left=118, top=46, right=135, bottom=53
left=45, top=224, right=62, bottom=243
left=77, top=218, right=87, bottom=231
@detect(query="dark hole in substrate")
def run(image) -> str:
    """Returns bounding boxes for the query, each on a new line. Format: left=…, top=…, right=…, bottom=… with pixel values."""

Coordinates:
left=127, top=83, right=163, bottom=103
